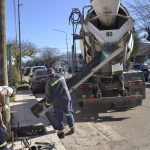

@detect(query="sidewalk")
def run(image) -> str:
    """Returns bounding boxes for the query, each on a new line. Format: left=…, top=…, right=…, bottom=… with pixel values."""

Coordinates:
left=10, top=89, right=65, bottom=150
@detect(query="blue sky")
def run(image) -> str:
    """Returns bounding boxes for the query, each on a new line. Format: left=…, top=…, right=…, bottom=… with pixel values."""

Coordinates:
left=6, top=0, right=130, bottom=55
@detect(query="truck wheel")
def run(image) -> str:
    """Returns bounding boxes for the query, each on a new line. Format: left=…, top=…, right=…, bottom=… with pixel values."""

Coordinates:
left=143, top=69, right=149, bottom=82
left=31, top=88, right=37, bottom=94
left=136, top=99, right=142, bottom=106
left=78, top=101, right=84, bottom=107
left=31, top=84, right=37, bottom=94
left=110, top=103, right=116, bottom=108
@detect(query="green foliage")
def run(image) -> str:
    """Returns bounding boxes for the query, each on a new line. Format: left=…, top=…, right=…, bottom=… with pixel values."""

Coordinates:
left=21, top=41, right=37, bottom=58
left=7, top=39, right=37, bottom=63
left=9, top=95, right=15, bottom=103
left=15, top=83, right=29, bottom=91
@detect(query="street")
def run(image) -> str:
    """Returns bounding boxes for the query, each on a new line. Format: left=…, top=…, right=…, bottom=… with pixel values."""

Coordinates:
left=35, top=86, right=150, bottom=150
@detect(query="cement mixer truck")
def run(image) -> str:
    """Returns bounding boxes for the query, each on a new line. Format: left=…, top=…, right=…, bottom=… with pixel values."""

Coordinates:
left=30, top=0, right=146, bottom=118
left=67, top=0, right=146, bottom=107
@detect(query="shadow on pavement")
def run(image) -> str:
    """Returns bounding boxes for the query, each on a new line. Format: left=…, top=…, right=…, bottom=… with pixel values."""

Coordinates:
left=35, top=90, right=132, bottom=127
left=73, top=105, right=130, bottom=123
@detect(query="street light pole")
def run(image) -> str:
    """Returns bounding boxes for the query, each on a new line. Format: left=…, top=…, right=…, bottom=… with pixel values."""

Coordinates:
left=18, top=0, right=23, bottom=83
left=53, top=29, right=69, bottom=63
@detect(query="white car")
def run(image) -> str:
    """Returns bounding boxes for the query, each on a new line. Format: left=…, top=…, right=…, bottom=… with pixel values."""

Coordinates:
left=23, top=67, right=31, bottom=76
left=144, top=59, right=150, bottom=68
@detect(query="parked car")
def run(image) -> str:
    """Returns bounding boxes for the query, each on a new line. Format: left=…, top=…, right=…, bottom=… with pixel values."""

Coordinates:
left=23, top=67, right=31, bottom=76
left=132, top=63, right=150, bottom=82
left=29, top=66, right=47, bottom=84
left=30, top=69, right=48, bottom=93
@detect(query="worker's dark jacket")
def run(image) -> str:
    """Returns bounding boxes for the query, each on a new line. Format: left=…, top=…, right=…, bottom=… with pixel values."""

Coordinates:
left=0, top=119, right=7, bottom=149
left=45, top=73, right=71, bottom=108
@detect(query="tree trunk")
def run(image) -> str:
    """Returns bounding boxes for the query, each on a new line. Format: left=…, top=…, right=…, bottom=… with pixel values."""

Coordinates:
left=0, top=0, right=11, bottom=140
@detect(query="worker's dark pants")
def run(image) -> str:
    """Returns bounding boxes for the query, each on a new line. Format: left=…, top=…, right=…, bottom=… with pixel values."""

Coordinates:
left=54, top=101, right=74, bottom=131
left=0, top=121, right=8, bottom=150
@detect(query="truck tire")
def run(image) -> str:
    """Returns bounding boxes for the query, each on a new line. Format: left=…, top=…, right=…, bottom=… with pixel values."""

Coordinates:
left=31, top=84, right=37, bottom=94
left=136, top=99, right=142, bottom=106
left=78, top=101, right=84, bottom=107
left=143, top=69, right=149, bottom=82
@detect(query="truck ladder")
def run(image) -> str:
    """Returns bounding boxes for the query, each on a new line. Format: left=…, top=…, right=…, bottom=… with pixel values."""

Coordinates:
left=67, top=47, right=123, bottom=92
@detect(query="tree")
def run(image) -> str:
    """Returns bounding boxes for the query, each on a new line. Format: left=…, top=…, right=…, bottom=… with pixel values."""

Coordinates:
left=127, top=0, right=150, bottom=41
left=7, top=40, right=37, bottom=70
left=39, top=47, right=60, bottom=67
left=24, top=47, right=60, bottom=67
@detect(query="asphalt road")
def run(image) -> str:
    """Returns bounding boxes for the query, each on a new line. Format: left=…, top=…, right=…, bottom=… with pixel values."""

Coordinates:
left=35, top=85, right=150, bottom=150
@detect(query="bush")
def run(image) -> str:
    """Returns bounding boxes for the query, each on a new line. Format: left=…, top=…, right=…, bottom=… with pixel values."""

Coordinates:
left=9, top=95, right=15, bottom=103
left=15, top=83, right=29, bottom=91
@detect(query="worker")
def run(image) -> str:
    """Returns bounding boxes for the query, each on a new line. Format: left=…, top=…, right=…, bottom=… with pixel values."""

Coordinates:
left=45, top=68, right=75, bottom=138
left=0, top=86, right=14, bottom=150
left=57, top=66, right=65, bottom=75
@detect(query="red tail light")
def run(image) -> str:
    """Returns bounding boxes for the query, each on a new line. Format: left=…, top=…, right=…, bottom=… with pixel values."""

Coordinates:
left=34, top=77, right=42, bottom=81
left=128, top=81, right=143, bottom=86
left=79, top=83, right=93, bottom=89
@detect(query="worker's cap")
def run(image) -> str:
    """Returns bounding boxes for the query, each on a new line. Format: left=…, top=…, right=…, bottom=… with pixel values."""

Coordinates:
left=47, top=68, right=55, bottom=74
left=2, top=86, right=14, bottom=97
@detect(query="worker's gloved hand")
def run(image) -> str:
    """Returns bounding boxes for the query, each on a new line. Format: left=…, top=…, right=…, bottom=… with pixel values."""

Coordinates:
left=2, top=105, right=9, bottom=111
left=2, top=123, right=7, bottom=133
left=45, top=97, right=52, bottom=108
left=45, top=101, right=52, bottom=108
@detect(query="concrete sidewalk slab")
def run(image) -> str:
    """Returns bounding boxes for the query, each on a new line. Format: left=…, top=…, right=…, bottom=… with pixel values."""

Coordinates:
left=10, top=89, right=65, bottom=150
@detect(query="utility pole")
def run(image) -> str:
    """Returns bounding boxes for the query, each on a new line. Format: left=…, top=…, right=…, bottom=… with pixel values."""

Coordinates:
left=0, top=0, right=11, bottom=140
left=7, top=45, right=13, bottom=85
left=0, top=0, right=8, bottom=85
left=18, top=0, right=22, bottom=83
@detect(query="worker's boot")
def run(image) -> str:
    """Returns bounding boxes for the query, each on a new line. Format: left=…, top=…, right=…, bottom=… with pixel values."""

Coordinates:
left=57, top=131, right=65, bottom=139
left=70, top=127, right=75, bottom=134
